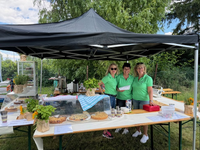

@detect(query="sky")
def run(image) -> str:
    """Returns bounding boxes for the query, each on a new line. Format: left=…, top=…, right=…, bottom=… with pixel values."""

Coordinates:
left=0, top=0, right=177, bottom=61
left=0, top=0, right=51, bottom=61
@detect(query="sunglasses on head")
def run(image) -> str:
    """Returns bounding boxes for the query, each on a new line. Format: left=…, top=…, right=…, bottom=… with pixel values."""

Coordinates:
left=136, top=62, right=144, bottom=65
left=111, top=68, right=117, bottom=70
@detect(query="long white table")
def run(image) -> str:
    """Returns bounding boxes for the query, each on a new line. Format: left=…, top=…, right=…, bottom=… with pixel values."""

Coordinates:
left=33, top=109, right=191, bottom=150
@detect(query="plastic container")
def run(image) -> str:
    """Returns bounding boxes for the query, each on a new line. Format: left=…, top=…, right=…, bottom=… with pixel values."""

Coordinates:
left=143, top=104, right=160, bottom=112
left=161, top=106, right=175, bottom=118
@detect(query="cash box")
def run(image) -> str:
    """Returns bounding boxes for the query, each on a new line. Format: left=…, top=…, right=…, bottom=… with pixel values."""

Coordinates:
left=143, top=104, right=160, bottom=112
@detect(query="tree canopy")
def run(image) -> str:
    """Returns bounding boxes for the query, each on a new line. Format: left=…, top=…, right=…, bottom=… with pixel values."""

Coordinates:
left=35, top=0, right=170, bottom=34
left=166, top=0, right=200, bottom=34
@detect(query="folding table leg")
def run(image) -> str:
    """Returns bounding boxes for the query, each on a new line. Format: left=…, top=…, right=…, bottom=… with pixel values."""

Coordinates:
left=28, top=125, right=31, bottom=150
left=59, top=135, right=63, bottom=150
left=179, top=121, right=182, bottom=150
left=150, top=125, right=154, bottom=150
left=168, top=123, right=170, bottom=150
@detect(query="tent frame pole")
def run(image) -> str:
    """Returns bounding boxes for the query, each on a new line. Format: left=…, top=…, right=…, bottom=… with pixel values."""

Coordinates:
left=40, top=59, right=43, bottom=94
left=193, top=42, right=199, bottom=150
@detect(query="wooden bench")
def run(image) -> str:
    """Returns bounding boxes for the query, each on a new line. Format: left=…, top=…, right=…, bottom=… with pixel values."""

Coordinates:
left=161, top=91, right=181, bottom=100
left=162, top=88, right=173, bottom=92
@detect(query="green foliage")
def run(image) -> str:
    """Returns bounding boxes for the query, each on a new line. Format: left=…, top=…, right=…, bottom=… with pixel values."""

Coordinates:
left=155, top=67, right=192, bottom=91
left=84, top=78, right=99, bottom=89
left=25, top=98, right=39, bottom=113
left=166, top=0, right=200, bottom=34
left=2, top=59, right=17, bottom=80
left=13, top=75, right=29, bottom=85
left=33, top=105, right=56, bottom=121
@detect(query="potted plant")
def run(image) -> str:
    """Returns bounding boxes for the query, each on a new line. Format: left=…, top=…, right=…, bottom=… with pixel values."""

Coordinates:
left=13, top=75, right=29, bottom=93
left=184, top=97, right=194, bottom=114
left=84, top=78, right=99, bottom=96
left=24, top=98, right=39, bottom=121
left=23, top=75, right=30, bottom=89
left=32, top=105, right=56, bottom=132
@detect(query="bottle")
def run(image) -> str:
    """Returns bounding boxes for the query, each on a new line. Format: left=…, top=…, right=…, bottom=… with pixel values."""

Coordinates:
left=126, top=100, right=132, bottom=113
left=117, top=108, right=121, bottom=117
left=111, top=108, right=115, bottom=117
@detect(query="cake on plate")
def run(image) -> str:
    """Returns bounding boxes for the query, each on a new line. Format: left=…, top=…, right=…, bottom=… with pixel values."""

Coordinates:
left=91, top=111, right=108, bottom=120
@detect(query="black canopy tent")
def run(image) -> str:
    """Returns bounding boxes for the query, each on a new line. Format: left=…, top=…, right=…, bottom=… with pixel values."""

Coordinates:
left=0, top=8, right=198, bottom=61
left=0, top=8, right=199, bottom=149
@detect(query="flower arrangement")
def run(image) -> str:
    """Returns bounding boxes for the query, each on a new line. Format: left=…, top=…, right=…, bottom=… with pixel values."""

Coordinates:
left=32, top=105, right=56, bottom=121
left=25, top=98, right=39, bottom=113
left=185, top=97, right=194, bottom=105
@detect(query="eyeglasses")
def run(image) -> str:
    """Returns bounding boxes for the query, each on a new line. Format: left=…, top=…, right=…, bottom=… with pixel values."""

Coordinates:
left=136, top=62, right=144, bottom=65
left=111, top=68, right=117, bottom=70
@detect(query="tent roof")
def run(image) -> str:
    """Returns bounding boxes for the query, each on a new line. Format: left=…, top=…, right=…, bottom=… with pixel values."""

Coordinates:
left=0, top=8, right=198, bottom=60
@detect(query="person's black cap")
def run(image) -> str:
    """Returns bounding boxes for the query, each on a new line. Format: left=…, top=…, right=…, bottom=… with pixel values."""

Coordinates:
left=123, top=63, right=131, bottom=68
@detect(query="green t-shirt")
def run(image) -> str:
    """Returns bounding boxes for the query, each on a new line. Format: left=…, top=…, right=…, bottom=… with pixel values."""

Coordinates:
left=132, top=74, right=153, bottom=101
left=116, top=73, right=134, bottom=100
left=102, top=73, right=117, bottom=95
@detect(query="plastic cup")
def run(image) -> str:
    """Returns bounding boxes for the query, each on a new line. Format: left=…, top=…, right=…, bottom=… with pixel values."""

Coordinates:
left=1, top=111, right=8, bottom=123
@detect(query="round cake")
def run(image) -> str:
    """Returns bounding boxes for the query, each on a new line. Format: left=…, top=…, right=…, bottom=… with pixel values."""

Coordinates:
left=91, top=111, right=108, bottom=120
left=69, top=114, right=88, bottom=121
left=49, top=116, right=66, bottom=124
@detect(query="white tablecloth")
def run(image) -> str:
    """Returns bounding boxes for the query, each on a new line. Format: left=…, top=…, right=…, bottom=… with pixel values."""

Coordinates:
left=33, top=109, right=190, bottom=150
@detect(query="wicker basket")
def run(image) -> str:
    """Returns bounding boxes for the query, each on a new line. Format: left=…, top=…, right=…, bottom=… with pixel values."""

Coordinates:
left=85, top=88, right=96, bottom=96
left=36, top=119, right=50, bottom=133
left=184, top=105, right=193, bottom=115
left=14, top=85, right=24, bottom=93
left=24, top=112, right=34, bottom=121
left=20, top=55, right=27, bottom=61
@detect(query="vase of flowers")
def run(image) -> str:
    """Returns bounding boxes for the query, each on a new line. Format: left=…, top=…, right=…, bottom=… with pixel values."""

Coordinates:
left=84, top=78, right=99, bottom=96
left=13, top=75, right=29, bottom=93
left=184, top=97, right=194, bottom=115
left=32, top=105, right=56, bottom=132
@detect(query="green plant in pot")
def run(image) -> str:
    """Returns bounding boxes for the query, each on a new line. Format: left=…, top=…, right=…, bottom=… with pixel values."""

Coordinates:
left=32, top=105, right=56, bottom=132
left=84, top=78, right=99, bottom=96
left=184, top=97, right=194, bottom=115
left=20, top=98, right=39, bottom=121
left=13, top=75, right=29, bottom=93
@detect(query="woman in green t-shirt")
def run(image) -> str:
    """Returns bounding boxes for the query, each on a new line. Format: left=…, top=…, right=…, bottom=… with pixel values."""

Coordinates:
left=131, top=62, right=153, bottom=143
left=99, top=63, right=119, bottom=139
left=115, top=63, right=134, bottom=134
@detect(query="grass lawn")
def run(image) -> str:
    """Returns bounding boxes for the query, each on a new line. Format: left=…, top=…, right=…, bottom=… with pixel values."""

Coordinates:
left=1, top=86, right=200, bottom=150
left=0, top=121, right=199, bottom=150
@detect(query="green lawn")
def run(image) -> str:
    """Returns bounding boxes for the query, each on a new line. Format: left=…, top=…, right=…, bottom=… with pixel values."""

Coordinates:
left=0, top=121, right=199, bottom=150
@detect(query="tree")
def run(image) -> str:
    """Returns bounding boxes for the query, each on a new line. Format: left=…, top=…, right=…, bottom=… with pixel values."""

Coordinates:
left=35, top=0, right=170, bottom=33
left=2, top=60, right=17, bottom=80
left=166, top=0, right=200, bottom=34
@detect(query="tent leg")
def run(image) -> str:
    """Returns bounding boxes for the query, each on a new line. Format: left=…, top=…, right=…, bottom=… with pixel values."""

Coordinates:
left=193, top=42, right=199, bottom=150
left=40, top=59, right=43, bottom=94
